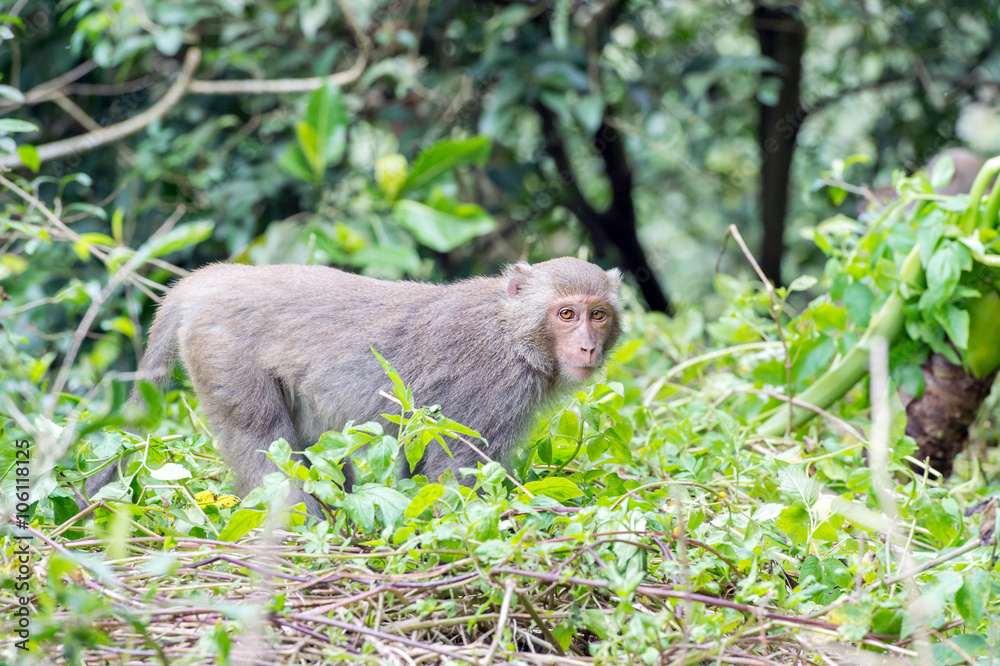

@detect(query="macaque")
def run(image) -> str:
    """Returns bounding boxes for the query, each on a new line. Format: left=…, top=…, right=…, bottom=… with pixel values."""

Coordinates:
left=85, top=257, right=622, bottom=513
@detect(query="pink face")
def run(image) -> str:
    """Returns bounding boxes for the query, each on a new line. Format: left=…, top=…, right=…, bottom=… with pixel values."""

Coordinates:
left=549, top=296, right=615, bottom=380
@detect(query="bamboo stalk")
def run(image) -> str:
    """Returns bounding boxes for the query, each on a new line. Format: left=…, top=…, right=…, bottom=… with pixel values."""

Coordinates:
left=756, top=246, right=923, bottom=437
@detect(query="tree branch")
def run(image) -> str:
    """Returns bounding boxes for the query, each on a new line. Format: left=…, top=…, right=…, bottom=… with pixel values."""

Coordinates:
left=0, top=49, right=367, bottom=170
left=0, top=48, right=201, bottom=169
left=535, top=103, right=609, bottom=242
left=186, top=52, right=366, bottom=95
left=536, top=103, right=671, bottom=313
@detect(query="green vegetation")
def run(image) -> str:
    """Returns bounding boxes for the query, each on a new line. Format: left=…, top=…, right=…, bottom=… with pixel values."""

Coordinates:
left=3, top=1, right=1000, bottom=664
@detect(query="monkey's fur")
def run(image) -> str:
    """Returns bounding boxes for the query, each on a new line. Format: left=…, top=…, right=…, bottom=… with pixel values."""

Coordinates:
left=85, top=257, right=622, bottom=513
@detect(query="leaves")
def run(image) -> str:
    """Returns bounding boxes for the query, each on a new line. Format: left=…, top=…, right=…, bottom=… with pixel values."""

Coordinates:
left=398, top=136, right=492, bottom=195
left=342, top=485, right=410, bottom=531
left=217, top=509, right=266, bottom=541
left=280, top=84, right=348, bottom=184
left=149, top=463, right=191, bottom=481
left=522, top=478, right=584, bottom=502
left=392, top=194, right=497, bottom=253
left=0, top=118, right=39, bottom=133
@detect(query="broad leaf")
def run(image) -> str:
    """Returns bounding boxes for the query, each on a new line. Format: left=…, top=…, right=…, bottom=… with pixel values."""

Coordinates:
left=399, top=136, right=491, bottom=195
left=393, top=196, right=496, bottom=252
left=522, top=477, right=584, bottom=502
left=217, top=509, right=266, bottom=542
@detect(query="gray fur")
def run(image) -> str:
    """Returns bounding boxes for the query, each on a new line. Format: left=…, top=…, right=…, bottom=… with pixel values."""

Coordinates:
left=85, top=257, right=621, bottom=514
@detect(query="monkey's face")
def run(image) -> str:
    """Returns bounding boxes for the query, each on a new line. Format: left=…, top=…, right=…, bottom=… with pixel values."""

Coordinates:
left=548, top=297, right=616, bottom=381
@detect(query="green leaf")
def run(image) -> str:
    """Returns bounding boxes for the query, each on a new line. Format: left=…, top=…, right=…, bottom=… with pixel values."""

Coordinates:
left=17, top=144, right=39, bottom=172
left=393, top=197, right=496, bottom=253
left=217, top=509, right=266, bottom=541
left=0, top=84, right=25, bottom=102
left=917, top=209, right=946, bottom=266
left=921, top=241, right=972, bottom=309
left=932, top=635, right=988, bottom=666
left=372, top=348, right=414, bottom=411
left=537, top=437, right=553, bottom=465
left=778, top=464, right=818, bottom=507
left=304, top=84, right=348, bottom=168
left=111, top=208, right=124, bottom=244
left=573, top=94, right=605, bottom=134
left=843, top=281, right=874, bottom=327
left=799, top=555, right=822, bottom=583
left=153, top=27, right=184, bottom=56
left=294, top=121, right=322, bottom=175
left=129, top=221, right=214, bottom=268
left=929, top=152, right=956, bottom=189
left=522, top=478, right=584, bottom=502
left=475, top=538, right=513, bottom=564
left=966, top=290, right=1000, bottom=377
left=339, top=244, right=421, bottom=273
left=901, top=570, right=963, bottom=639
left=0, top=118, right=39, bottom=133
left=788, top=275, right=817, bottom=292
left=343, top=484, right=409, bottom=530
left=820, top=558, right=852, bottom=588
left=404, top=483, right=445, bottom=518
left=955, top=569, right=988, bottom=626
left=136, top=381, right=166, bottom=423
left=376, top=153, right=409, bottom=200
left=367, top=435, right=397, bottom=482
left=404, top=431, right=431, bottom=475
left=937, top=304, right=969, bottom=350
left=586, top=433, right=609, bottom=461
left=774, top=506, right=809, bottom=544
left=556, top=409, right=580, bottom=440
left=400, top=136, right=492, bottom=195
left=279, top=144, right=316, bottom=183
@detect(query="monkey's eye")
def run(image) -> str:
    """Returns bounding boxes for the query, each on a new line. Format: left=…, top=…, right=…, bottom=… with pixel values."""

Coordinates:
left=558, top=308, right=575, bottom=321
left=591, top=309, right=608, bottom=321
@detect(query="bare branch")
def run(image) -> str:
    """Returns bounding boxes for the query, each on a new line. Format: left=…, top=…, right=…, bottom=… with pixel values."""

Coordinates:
left=0, top=50, right=368, bottom=170
left=186, top=53, right=366, bottom=95
left=0, top=49, right=202, bottom=169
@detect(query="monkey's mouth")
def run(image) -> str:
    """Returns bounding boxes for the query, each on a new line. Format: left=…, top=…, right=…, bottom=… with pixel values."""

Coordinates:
left=562, top=364, right=597, bottom=380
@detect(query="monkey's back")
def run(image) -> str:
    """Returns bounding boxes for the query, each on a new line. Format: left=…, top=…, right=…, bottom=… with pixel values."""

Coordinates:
left=163, top=263, right=547, bottom=468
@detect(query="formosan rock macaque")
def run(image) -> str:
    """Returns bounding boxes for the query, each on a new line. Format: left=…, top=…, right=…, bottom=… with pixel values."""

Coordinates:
left=85, top=257, right=623, bottom=513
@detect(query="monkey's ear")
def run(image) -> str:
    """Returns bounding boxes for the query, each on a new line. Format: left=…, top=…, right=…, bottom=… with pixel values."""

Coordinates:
left=505, top=262, right=533, bottom=297
left=606, top=268, right=623, bottom=287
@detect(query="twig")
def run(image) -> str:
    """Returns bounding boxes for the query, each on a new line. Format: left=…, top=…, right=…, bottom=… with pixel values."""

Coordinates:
left=186, top=52, right=366, bottom=95
left=721, top=224, right=794, bottom=436
left=490, top=566, right=883, bottom=637
left=0, top=171, right=164, bottom=300
left=484, top=579, right=516, bottom=664
left=286, top=612, right=480, bottom=665
left=874, top=538, right=982, bottom=588
left=0, top=48, right=202, bottom=169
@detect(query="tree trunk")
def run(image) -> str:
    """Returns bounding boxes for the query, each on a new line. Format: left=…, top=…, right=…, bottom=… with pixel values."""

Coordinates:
left=537, top=104, right=672, bottom=314
left=906, top=354, right=997, bottom=477
left=754, top=5, right=806, bottom=287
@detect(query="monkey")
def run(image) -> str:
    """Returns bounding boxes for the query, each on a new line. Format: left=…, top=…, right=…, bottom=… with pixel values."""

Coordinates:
left=83, top=257, right=623, bottom=515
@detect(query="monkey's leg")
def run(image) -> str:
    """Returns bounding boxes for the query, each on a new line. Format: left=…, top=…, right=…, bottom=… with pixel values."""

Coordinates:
left=199, top=371, right=322, bottom=516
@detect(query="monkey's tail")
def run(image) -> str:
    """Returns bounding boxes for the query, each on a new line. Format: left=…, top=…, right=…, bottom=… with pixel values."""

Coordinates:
left=129, top=294, right=183, bottom=401
left=83, top=296, right=183, bottom=504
